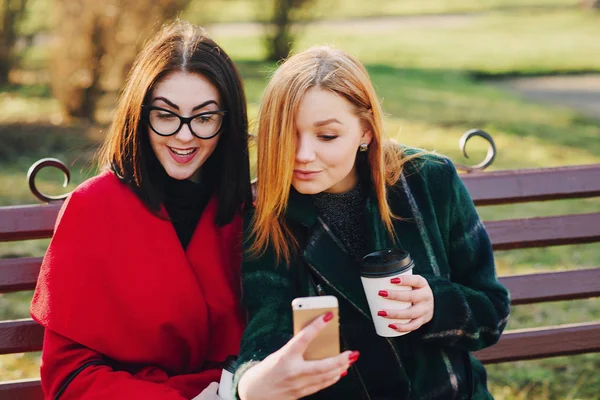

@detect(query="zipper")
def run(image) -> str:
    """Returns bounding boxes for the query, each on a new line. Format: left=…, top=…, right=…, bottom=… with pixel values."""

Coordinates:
left=305, top=261, right=371, bottom=400
left=305, top=217, right=410, bottom=399
left=54, top=360, right=108, bottom=399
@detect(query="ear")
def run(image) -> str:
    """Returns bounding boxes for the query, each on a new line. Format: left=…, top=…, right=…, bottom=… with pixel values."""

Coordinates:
left=361, top=128, right=373, bottom=146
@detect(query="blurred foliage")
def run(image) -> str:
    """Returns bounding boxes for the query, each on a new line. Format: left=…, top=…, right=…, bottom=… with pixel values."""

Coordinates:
left=0, top=0, right=27, bottom=83
left=1, top=1, right=599, bottom=398
left=263, top=0, right=317, bottom=61
left=49, top=0, right=190, bottom=122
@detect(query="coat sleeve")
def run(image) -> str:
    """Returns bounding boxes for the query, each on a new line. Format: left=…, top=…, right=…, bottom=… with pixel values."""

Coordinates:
left=40, top=329, right=189, bottom=400
left=418, top=159, right=511, bottom=351
left=231, top=211, right=298, bottom=399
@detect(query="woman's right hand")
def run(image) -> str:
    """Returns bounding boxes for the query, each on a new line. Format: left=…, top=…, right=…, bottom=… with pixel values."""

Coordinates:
left=237, top=312, right=359, bottom=400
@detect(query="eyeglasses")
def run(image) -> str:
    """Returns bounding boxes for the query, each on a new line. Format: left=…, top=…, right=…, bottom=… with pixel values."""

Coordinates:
left=142, top=105, right=227, bottom=139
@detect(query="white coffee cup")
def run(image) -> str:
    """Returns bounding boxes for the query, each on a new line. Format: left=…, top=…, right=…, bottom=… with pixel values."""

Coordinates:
left=217, top=356, right=237, bottom=400
left=360, top=249, right=415, bottom=337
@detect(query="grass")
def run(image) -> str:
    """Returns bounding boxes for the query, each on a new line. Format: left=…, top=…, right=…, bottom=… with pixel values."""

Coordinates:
left=2, top=2, right=600, bottom=398
left=209, top=8, right=600, bottom=75
left=183, top=0, right=581, bottom=23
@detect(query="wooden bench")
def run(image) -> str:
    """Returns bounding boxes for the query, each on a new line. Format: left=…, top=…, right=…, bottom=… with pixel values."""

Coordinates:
left=1, top=133, right=600, bottom=399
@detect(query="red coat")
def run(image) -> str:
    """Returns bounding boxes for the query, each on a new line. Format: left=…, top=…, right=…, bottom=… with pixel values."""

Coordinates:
left=30, top=171, right=245, bottom=399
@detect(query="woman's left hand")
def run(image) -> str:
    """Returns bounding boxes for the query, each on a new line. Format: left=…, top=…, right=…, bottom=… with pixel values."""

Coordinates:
left=377, top=274, right=434, bottom=333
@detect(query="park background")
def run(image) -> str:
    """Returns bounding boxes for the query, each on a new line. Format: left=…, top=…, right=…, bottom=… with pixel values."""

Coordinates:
left=1, top=0, right=599, bottom=398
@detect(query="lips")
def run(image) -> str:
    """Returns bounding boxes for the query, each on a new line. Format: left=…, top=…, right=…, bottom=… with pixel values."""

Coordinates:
left=168, top=147, right=198, bottom=163
left=293, top=169, right=321, bottom=180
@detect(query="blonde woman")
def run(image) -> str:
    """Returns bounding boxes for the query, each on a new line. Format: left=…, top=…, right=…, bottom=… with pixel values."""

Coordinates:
left=234, top=46, right=510, bottom=400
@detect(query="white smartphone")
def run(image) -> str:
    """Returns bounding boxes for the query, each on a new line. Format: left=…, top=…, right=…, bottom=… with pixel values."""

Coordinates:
left=292, top=295, right=340, bottom=360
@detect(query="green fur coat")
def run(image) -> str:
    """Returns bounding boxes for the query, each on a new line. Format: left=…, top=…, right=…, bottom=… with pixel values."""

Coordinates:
left=234, top=152, right=510, bottom=400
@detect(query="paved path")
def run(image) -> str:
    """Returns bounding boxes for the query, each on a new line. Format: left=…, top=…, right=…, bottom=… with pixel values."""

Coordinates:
left=205, top=13, right=475, bottom=36
left=491, top=75, right=600, bottom=119
left=206, top=14, right=600, bottom=119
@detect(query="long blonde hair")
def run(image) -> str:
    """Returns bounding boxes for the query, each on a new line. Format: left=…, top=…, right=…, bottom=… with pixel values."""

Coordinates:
left=250, top=46, right=414, bottom=263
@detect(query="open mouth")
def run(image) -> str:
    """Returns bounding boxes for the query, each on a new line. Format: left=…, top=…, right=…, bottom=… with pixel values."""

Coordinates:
left=169, top=147, right=198, bottom=156
left=168, top=147, right=199, bottom=163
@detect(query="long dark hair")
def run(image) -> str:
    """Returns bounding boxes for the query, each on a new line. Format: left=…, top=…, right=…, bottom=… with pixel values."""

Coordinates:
left=97, top=20, right=252, bottom=226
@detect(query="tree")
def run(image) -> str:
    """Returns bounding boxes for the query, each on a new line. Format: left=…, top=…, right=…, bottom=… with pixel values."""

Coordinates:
left=581, top=0, right=600, bottom=9
left=264, top=0, right=315, bottom=61
left=50, top=0, right=189, bottom=122
left=0, top=0, right=27, bottom=85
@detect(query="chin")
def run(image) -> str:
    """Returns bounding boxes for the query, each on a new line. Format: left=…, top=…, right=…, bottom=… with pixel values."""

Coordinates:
left=292, top=181, right=327, bottom=195
left=164, top=167, right=196, bottom=181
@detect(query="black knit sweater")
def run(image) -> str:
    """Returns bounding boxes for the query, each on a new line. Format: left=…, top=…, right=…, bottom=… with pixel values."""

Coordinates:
left=163, top=177, right=211, bottom=249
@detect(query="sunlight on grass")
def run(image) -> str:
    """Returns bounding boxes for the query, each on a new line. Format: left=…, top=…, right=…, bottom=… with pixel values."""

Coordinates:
left=2, top=2, right=599, bottom=395
left=213, top=9, right=600, bottom=75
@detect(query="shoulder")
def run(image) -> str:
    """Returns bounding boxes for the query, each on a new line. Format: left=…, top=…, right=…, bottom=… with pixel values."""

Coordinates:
left=71, top=170, right=130, bottom=201
left=397, top=147, right=458, bottom=188
left=58, top=170, right=137, bottom=221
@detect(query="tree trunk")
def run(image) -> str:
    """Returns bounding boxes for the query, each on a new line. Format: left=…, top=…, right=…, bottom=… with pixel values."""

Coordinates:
left=50, top=0, right=189, bottom=123
left=0, top=0, right=27, bottom=85
left=581, top=0, right=600, bottom=9
left=267, top=0, right=294, bottom=61
left=265, top=0, right=315, bottom=62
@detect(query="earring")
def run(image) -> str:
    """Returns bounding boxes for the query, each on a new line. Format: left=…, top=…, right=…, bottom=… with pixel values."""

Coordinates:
left=359, top=143, right=369, bottom=152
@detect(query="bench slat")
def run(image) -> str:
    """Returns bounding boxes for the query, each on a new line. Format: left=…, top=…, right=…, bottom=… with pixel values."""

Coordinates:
left=0, top=319, right=44, bottom=355
left=486, top=213, right=600, bottom=250
left=0, top=203, right=61, bottom=242
left=0, top=379, right=43, bottom=400
left=475, top=322, right=600, bottom=364
left=462, top=164, right=600, bottom=206
left=500, top=268, right=600, bottom=305
left=0, top=257, right=42, bottom=293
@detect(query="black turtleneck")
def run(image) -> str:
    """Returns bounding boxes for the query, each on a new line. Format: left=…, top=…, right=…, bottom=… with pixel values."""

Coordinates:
left=163, top=176, right=212, bottom=249
left=312, top=180, right=369, bottom=260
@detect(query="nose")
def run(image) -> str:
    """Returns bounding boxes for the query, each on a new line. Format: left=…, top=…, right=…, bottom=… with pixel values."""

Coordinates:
left=295, top=133, right=316, bottom=164
left=175, top=122, right=195, bottom=142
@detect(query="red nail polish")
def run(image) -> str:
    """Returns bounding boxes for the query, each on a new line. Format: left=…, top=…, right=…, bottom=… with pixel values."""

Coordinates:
left=388, top=324, right=398, bottom=330
left=349, top=351, right=360, bottom=363
left=340, top=371, right=348, bottom=378
left=378, top=290, right=388, bottom=297
left=323, top=312, right=334, bottom=322
left=391, top=277, right=401, bottom=284
left=377, top=311, right=387, bottom=317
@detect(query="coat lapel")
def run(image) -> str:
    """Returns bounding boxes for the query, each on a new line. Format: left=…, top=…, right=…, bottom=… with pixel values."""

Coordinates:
left=287, top=189, right=378, bottom=320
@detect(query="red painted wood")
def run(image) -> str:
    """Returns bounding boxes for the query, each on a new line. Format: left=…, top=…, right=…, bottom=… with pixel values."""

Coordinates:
left=0, top=257, right=42, bottom=293
left=0, top=203, right=61, bottom=242
left=485, top=213, right=600, bottom=250
left=0, top=379, right=43, bottom=400
left=0, top=319, right=44, bottom=355
left=475, top=322, right=600, bottom=364
left=461, top=164, right=600, bottom=206
left=500, top=268, right=600, bottom=305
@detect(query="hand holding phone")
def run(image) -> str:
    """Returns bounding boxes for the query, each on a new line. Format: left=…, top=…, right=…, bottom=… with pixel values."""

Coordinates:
left=237, top=297, right=358, bottom=400
left=292, top=296, right=340, bottom=360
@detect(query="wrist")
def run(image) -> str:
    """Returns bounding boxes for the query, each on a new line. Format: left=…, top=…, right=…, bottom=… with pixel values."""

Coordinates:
left=233, top=360, right=261, bottom=400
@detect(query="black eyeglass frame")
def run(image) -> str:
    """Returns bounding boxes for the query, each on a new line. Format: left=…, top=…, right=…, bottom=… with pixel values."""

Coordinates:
left=142, top=105, right=228, bottom=140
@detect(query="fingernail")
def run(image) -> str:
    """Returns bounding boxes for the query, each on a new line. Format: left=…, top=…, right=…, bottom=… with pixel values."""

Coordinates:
left=378, top=290, right=388, bottom=297
left=377, top=311, right=387, bottom=316
left=340, top=371, right=348, bottom=378
left=349, top=351, right=360, bottom=363
left=391, top=277, right=401, bottom=284
left=388, top=324, right=398, bottom=330
left=323, top=312, right=334, bottom=322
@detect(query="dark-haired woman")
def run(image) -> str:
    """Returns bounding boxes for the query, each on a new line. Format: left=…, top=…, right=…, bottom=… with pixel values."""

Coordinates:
left=30, top=20, right=252, bottom=400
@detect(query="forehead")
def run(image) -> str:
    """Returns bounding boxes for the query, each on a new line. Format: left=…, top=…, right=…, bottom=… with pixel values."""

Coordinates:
left=152, top=70, right=220, bottom=102
left=297, top=87, right=356, bottom=121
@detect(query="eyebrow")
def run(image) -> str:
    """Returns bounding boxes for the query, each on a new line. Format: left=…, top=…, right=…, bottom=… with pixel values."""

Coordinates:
left=313, top=118, right=342, bottom=127
left=152, top=97, right=219, bottom=111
